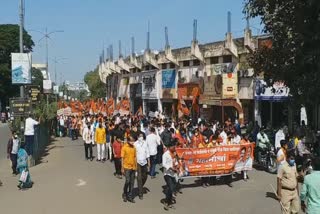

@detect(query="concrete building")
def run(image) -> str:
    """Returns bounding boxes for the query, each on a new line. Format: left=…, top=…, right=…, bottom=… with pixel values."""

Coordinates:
left=98, top=23, right=263, bottom=125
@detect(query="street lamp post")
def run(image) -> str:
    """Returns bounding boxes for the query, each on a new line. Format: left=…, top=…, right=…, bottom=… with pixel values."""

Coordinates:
left=52, top=57, right=67, bottom=85
left=31, top=29, right=64, bottom=79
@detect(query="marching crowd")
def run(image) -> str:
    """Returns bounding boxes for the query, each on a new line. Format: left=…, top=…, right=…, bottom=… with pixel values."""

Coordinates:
left=2, top=111, right=320, bottom=213
left=55, top=113, right=254, bottom=210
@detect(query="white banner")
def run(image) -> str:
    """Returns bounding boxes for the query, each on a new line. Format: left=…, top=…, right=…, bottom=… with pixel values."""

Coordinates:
left=43, top=80, right=52, bottom=94
left=11, top=53, right=32, bottom=84
left=53, top=86, right=59, bottom=94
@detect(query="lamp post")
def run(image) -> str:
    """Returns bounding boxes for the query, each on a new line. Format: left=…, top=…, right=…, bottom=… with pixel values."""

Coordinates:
left=30, top=29, right=64, bottom=79
left=52, top=57, right=67, bottom=85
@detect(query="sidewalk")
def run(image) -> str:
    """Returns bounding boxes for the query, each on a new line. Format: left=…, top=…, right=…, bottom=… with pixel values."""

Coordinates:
left=0, top=137, right=281, bottom=214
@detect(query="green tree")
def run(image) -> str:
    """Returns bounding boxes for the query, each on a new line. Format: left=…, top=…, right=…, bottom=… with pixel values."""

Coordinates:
left=84, top=66, right=105, bottom=99
left=0, top=24, right=34, bottom=108
left=244, top=0, right=320, bottom=122
left=31, top=67, right=44, bottom=88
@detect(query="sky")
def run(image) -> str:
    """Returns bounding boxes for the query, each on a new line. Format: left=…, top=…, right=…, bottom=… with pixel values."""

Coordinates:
left=0, top=0, right=262, bottom=84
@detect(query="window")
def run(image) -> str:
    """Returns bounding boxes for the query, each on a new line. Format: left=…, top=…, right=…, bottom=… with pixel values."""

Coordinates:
left=161, top=64, right=167, bottom=70
left=210, top=57, right=219, bottom=64
left=182, top=60, right=190, bottom=67
left=193, top=59, right=200, bottom=66
left=169, top=63, right=175, bottom=69
left=223, top=55, right=232, bottom=63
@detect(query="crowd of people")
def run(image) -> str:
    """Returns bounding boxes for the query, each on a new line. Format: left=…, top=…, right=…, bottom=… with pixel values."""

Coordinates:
left=2, top=111, right=319, bottom=213
left=54, top=113, right=257, bottom=209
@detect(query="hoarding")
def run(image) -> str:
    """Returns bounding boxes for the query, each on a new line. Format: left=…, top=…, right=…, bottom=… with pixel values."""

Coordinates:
left=11, top=53, right=32, bottom=84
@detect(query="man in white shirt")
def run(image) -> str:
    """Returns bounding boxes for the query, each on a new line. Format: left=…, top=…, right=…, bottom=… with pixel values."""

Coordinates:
left=59, top=116, right=65, bottom=137
left=232, top=132, right=241, bottom=144
left=134, top=133, right=150, bottom=200
left=83, top=124, right=93, bottom=161
left=146, top=127, right=160, bottom=178
left=162, top=140, right=177, bottom=210
left=219, top=128, right=228, bottom=145
left=275, top=128, right=286, bottom=149
left=24, top=114, right=40, bottom=156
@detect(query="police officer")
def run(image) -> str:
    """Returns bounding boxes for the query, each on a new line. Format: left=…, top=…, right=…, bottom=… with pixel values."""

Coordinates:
left=277, top=150, right=300, bottom=214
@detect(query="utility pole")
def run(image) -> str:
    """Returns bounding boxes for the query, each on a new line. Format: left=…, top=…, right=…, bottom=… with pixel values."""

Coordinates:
left=19, top=0, right=24, bottom=98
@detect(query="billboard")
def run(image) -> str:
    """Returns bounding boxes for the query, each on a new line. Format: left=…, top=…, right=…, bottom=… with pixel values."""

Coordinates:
left=53, top=86, right=59, bottom=94
left=11, top=53, right=32, bottom=84
left=27, top=85, right=41, bottom=102
left=43, top=80, right=52, bottom=94
left=162, top=69, right=177, bottom=99
left=255, top=79, right=289, bottom=101
left=142, top=71, right=157, bottom=99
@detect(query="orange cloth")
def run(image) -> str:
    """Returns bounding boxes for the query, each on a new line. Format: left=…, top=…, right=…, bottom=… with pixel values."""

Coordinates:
left=121, top=143, right=137, bottom=170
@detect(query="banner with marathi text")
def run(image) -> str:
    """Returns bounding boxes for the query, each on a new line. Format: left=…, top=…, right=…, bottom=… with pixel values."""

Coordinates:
left=175, top=144, right=254, bottom=177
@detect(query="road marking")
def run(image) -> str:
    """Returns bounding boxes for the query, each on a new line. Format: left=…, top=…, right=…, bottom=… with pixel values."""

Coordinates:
left=76, top=179, right=87, bottom=186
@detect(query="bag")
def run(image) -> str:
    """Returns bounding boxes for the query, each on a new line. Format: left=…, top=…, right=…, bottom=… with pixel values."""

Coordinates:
left=19, top=169, right=29, bottom=183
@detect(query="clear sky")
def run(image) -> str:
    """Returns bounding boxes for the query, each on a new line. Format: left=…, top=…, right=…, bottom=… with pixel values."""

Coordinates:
left=0, top=0, right=261, bottom=84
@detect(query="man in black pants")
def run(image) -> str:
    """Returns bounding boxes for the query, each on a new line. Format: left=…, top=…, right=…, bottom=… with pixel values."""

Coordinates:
left=83, top=124, right=93, bottom=161
left=162, top=140, right=177, bottom=210
left=7, top=132, right=20, bottom=175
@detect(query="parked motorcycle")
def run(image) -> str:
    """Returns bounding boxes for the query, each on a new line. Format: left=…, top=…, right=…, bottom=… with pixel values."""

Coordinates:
left=255, top=143, right=278, bottom=174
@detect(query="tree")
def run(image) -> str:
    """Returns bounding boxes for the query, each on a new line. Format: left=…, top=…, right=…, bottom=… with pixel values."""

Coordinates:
left=31, top=67, right=44, bottom=88
left=244, top=0, right=320, bottom=123
left=84, top=66, right=105, bottom=99
left=0, top=24, right=34, bottom=108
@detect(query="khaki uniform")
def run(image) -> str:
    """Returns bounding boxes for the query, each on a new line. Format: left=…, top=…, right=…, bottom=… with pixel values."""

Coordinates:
left=277, top=162, right=300, bottom=214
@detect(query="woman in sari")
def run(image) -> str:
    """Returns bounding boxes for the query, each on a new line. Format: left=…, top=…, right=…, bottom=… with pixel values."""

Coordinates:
left=17, top=144, right=33, bottom=189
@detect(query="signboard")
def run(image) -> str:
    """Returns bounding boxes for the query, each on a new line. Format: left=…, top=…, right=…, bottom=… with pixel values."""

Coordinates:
left=26, top=85, right=41, bottom=102
left=59, top=92, right=63, bottom=97
left=10, top=98, right=32, bottom=116
left=53, top=86, right=59, bottom=94
left=43, top=80, right=52, bottom=94
left=142, top=71, right=157, bottom=99
left=11, top=53, right=32, bottom=84
left=175, top=144, right=254, bottom=177
left=223, top=72, right=238, bottom=99
left=162, top=69, right=177, bottom=99
left=255, top=79, right=289, bottom=101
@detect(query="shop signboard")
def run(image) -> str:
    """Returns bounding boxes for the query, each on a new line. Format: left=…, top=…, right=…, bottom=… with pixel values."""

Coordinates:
left=162, top=69, right=177, bottom=99
left=26, top=85, right=41, bottom=102
left=10, top=98, right=32, bottom=117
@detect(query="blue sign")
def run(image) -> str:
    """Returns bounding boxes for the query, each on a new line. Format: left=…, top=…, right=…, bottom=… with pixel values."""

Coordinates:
left=162, top=69, right=176, bottom=89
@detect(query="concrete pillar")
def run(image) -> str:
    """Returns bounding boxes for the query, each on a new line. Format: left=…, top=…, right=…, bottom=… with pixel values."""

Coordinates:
left=143, top=99, right=147, bottom=115
left=158, top=99, right=163, bottom=113
left=254, top=100, right=262, bottom=126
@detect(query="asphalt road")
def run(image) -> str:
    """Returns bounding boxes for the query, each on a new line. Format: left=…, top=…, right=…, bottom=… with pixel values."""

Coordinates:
left=0, top=123, right=10, bottom=160
left=0, top=136, right=283, bottom=214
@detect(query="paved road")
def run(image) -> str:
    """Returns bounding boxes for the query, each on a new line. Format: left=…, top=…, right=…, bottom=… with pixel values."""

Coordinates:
left=0, top=137, right=283, bottom=214
left=0, top=123, right=11, bottom=160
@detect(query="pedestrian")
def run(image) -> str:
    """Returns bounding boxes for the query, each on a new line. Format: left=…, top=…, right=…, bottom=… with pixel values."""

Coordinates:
left=121, top=136, right=137, bottom=203
left=134, top=133, right=150, bottom=200
left=95, top=121, right=106, bottom=162
left=7, top=131, right=20, bottom=175
left=17, top=143, right=33, bottom=189
left=146, top=127, right=160, bottom=178
left=162, top=139, right=178, bottom=210
left=83, top=123, right=93, bottom=161
left=277, top=150, right=300, bottom=214
left=300, top=157, right=320, bottom=214
left=277, top=140, right=287, bottom=172
left=24, top=114, right=40, bottom=156
left=113, top=136, right=123, bottom=178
